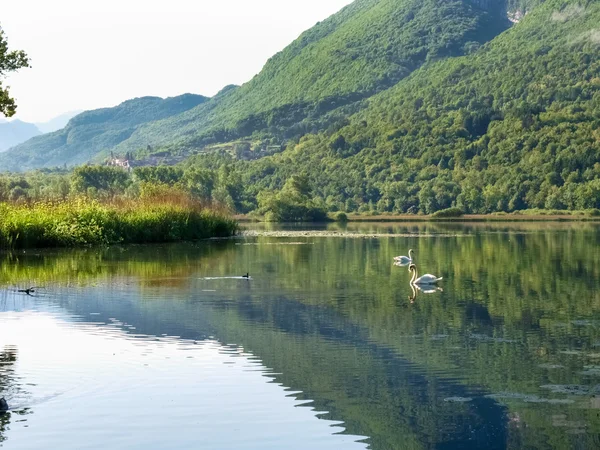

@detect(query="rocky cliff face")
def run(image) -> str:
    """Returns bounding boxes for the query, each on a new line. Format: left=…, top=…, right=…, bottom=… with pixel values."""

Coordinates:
left=467, top=0, right=543, bottom=23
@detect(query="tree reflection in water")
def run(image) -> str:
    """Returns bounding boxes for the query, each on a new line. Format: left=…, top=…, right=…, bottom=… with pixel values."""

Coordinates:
left=0, top=346, right=18, bottom=444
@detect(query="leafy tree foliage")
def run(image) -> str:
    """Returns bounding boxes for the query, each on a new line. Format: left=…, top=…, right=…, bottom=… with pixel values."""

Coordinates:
left=71, top=166, right=131, bottom=198
left=0, top=27, right=29, bottom=117
left=257, top=175, right=328, bottom=222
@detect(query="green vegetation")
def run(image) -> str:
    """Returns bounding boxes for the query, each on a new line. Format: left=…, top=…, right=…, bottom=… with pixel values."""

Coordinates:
left=105, top=0, right=514, bottom=155
left=0, top=94, right=208, bottom=170
left=1, top=0, right=511, bottom=169
left=335, top=212, right=349, bottom=222
left=0, top=27, right=29, bottom=117
left=256, top=175, right=328, bottom=222
left=2, top=0, right=600, bottom=218
left=183, top=0, right=600, bottom=217
left=431, top=207, right=464, bottom=218
left=0, top=194, right=237, bottom=249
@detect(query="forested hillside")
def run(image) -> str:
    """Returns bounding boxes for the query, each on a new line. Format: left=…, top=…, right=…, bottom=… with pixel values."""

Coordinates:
left=114, top=0, right=513, bottom=153
left=0, top=94, right=207, bottom=170
left=193, top=0, right=600, bottom=214
left=2, top=0, right=512, bottom=169
left=2, top=0, right=600, bottom=216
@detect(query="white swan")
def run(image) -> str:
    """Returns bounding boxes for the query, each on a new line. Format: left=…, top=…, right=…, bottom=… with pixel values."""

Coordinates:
left=394, top=261, right=410, bottom=268
left=394, top=249, right=414, bottom=265
left=409, top=264, right=442, bottom=285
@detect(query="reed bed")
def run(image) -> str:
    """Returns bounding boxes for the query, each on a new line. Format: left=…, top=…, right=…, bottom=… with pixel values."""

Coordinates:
left=0, top=196, right=238, bottom=249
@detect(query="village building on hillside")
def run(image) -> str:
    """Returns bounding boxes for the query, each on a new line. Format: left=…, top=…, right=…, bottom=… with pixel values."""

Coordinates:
left=106, top=152, right=132, bottom=170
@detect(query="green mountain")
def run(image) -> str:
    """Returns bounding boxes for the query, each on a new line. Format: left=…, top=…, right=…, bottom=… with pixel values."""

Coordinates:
left=114, top=0, right=513, bottom=152
left=0, top=94, right=207, bottom=170
left=0, top=112, right=83, bottom=154
left=3, top=0, right=600, bottom=214
left=1, top=0, right=513, bottom=169
left=226, top=0, right=600, bottom=214
left=0, top=119, right=41, bottom=152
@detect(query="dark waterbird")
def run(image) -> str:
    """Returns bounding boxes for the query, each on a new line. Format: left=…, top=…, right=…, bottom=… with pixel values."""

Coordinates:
left=17, top=287, right=41, bottom=296
left=242, top=273, right=250, bottom=279
left=0, top=398, right=8, bottom=413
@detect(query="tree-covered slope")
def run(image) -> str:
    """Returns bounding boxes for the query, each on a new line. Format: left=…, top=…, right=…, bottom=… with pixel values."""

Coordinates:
left=0, top=94, right=207, bottom=171
left=209, top=0, right=600, bottom=214
left=1, top=0, right=521, bottom=169
left=151, top=0, right=597, bottom=215
left=113, top=0, right=512, bottom=152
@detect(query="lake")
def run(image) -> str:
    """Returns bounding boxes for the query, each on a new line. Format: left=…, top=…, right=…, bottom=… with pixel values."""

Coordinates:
left=1, top=222, right=600, bottom=449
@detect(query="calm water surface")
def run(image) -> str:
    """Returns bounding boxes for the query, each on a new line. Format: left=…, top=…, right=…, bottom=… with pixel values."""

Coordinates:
left=1, top=222, right=600, bottom=449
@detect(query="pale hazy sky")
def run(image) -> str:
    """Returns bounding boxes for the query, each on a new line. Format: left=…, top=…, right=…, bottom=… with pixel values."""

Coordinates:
left=0, top=0, right=353, bottom=123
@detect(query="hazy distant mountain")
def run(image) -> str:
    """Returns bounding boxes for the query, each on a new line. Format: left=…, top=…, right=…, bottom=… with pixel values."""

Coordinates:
left=0, top=111, right=81, bottom=153
left=35, top=111, right=83, bottom=134
left=0, top=120, right=42, bottom=152
left=0, top=94, right=208, bottom=169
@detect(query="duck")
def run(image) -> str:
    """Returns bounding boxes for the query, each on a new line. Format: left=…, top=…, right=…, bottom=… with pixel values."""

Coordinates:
left=409, top=264, right=443, bottom=285
left=0, top=398, right=8, bottom=412
left=394, top=249, right=414, bottom=265
left=18, top=287, right=37, bottom=296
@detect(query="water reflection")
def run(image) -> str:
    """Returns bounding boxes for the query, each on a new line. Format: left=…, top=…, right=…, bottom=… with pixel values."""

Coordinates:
left=0, top=223, right=599, bottom=449
left=409, top=284, right=443, bottom=303
left=0, top=301, right=368, bottom=450
left=0, top=346, right=17, bottom=444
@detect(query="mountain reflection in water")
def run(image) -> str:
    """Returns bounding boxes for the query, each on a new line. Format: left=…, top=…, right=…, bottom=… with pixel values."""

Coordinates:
left=1, top=222, right=599, bottom=449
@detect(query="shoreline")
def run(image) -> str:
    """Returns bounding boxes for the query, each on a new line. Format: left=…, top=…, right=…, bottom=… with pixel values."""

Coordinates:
left=235, top=213, right=600, bottom=223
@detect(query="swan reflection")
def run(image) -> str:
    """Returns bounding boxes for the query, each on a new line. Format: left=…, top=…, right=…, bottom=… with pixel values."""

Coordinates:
left=409, top=284, right=443, bottom=303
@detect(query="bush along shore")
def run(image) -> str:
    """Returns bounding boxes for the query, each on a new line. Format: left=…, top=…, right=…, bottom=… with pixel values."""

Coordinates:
left=0, top=196, right=238, bottom=250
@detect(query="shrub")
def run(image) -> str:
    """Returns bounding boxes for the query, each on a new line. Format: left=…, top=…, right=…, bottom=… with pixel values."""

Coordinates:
left=264, top=211, right=278, bottom=222
left=335, top=212, right=348, bottom=222
left=586, top=208, right=600, bottom=217
left=431, top=207, right=464, bottom=218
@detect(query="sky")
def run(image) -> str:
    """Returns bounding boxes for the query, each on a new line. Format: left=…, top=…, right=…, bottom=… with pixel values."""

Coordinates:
left=0, top=0, right=353, bottom=123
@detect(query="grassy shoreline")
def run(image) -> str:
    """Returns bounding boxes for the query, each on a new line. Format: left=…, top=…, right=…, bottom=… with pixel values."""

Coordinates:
left=0, top=198, right=238, bottom=250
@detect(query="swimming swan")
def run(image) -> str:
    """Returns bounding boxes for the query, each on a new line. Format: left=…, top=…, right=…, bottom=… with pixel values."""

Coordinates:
left=409, top=264, right=442, bottom=285
left=394, top=249, right=414, bottom=264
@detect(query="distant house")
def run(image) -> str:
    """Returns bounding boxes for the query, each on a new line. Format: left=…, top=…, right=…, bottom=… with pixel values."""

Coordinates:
left=508, top=10, right=525, bottom=23
left=107, top=152, right=131, bottom=170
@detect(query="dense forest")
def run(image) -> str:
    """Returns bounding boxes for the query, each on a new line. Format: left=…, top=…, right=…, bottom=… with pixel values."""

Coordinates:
left=2, top=0, right=600, bottom=216
left=215, top=0, right=600, bottom=215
